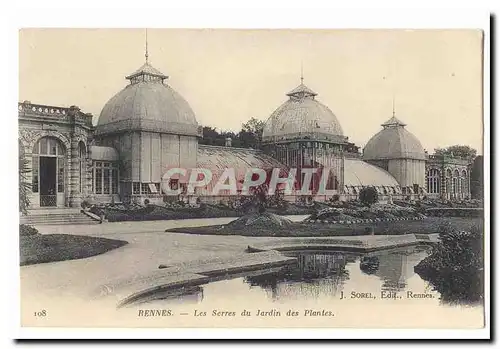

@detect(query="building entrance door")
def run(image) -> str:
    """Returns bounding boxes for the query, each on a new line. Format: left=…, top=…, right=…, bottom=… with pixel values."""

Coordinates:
left=40, top=157, right=57, bottom=207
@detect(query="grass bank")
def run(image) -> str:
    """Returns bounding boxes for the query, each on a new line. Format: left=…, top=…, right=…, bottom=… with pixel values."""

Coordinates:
left=20, top=234, right=128, bottom=266
left=165, top=217, right=483, bottom=237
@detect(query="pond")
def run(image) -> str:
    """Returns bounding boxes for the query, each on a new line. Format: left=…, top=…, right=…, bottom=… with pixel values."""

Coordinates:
left=132, top=246, right=442, bottom=306
left=125, top=246, right=484, bottom=328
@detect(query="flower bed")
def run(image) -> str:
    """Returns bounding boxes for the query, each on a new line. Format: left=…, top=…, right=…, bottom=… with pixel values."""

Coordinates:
left=166, top=217, right=482, bottom=237
left=425, top=207, right=483, bottom=218
left=304, top=204, right=423, bottom=224
left=394, top=198, right=483, bottom=211
left=90, top=203, right=241, bottom=222
left=87, top=201, right=319, bottom=222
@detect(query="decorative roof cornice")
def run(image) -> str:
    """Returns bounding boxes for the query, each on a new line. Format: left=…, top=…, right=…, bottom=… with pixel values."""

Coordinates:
left=286, top=83, right=318, bottom=98
left=381, top=116, right=407, bottom=128
left=125, top=62, right=168, bottom=81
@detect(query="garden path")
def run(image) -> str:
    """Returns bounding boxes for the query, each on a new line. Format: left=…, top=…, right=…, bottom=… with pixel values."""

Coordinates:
left=21, top=215, right=411, bottom=324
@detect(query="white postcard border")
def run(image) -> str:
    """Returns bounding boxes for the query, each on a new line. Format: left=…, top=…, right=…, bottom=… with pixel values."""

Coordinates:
left=1, top=1, right=492, bottom=341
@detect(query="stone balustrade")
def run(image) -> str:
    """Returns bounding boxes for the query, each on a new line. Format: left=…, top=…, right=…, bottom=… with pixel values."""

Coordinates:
left=18, top=101, right=93, bottom=127
left=426, top=153, right=471, bottom=165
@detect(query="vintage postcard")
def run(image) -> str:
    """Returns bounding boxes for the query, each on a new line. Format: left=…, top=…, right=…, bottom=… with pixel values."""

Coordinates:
left=17, top=27, right=488, bottom=337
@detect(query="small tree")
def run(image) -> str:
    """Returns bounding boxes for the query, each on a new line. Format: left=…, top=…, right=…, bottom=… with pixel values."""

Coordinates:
left=238, top=183, right=269, bottom=213
left=238, top=117, right=265, bottom=149
left=470, top=155, right=483, bottom=200
left=267, top=187, right=288, bottom=210
left=19, top=145, right=31, bottom=216
left=434, top=145, right=477, bottom=161
left=359, top=186, right=378, bottom=207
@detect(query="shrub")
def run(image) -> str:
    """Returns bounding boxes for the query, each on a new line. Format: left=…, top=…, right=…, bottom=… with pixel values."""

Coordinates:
left=267, top=188, right=288, bottom=210
left=19, top=149, right=31, bottom=216
left=81, top=200, right=91, bottom=210
left=144, top=199, right=150, bottom=205
left=359, top=187, right=379, bottom=206
left=20, top=224, right=38, bottom=237
left=414, top=223, right=483, bottom=304
left=330, top=194, right=340, bottom=202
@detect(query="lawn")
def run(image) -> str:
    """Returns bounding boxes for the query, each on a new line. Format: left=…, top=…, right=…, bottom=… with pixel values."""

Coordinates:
left=20, top=234, right=128, bottom=266
left=165, top=217, right=483, bottom=237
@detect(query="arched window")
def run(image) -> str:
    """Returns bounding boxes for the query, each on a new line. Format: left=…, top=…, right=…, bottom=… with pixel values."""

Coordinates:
left=426, top=168, right=441, bottom=194
left=31, top=137, right=66, bottom=207
left=445, top=169, right=452, bottom=194
left=453, top=169, right=460, bottom=194
left=78, top=142, right=86, bottom=193
left=461, top=169, right=468, bottom=195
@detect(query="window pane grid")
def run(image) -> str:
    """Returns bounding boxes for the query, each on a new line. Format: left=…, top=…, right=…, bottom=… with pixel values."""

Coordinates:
left=57, top=157, right=64, bottom=192
left=33, top=137, right=66, bottom=157
left=40, top=138, right=48, bottom=154
left=93, top=161, right=119, bottom=195
left=31, top=138, right=66, bottom=196
left=103, top=169, right=110, bottom=194
left=95, top=168, right=103, bottom=194
left=112, top=169, right=118, bottom=194
left=426, top=169, right=441, bottom=194
left=133, top=182, right=140, bottom=194
left=50, top=139, right=57, bottom=155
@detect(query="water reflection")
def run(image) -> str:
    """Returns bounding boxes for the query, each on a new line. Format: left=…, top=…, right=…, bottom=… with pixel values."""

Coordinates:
left=246, top=252, right=353, bottom=300
left=245, top=246, right=431, bottom=300
left=130, top=247, right=437, bottom=307
left=359, top=256, right=379, bottom=275
left=374, top=247, right=431, bottom=292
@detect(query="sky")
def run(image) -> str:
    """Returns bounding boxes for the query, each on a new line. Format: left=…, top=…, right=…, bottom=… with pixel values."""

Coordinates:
left=19, top=28, right=483, bottom=154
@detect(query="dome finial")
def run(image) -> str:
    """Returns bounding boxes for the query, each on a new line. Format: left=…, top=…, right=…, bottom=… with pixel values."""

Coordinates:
left=392, top=95, right=396, bottom=117
left=145, top=29, right=149, bottom=63
left=300, top=61, right=304, bottom=84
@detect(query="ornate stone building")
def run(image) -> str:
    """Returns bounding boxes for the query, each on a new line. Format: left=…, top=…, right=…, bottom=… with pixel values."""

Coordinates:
left=18, top=103, right=94, bottom=208
left=425, top=154, right=471, bottom=200
left=18, top=56, right=472, bottom=209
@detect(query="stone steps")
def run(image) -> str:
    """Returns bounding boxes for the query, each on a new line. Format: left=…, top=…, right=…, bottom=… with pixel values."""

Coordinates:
left=247, top=234, right=426, bottom=254
left=20, top=211, right=99, bottom=225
